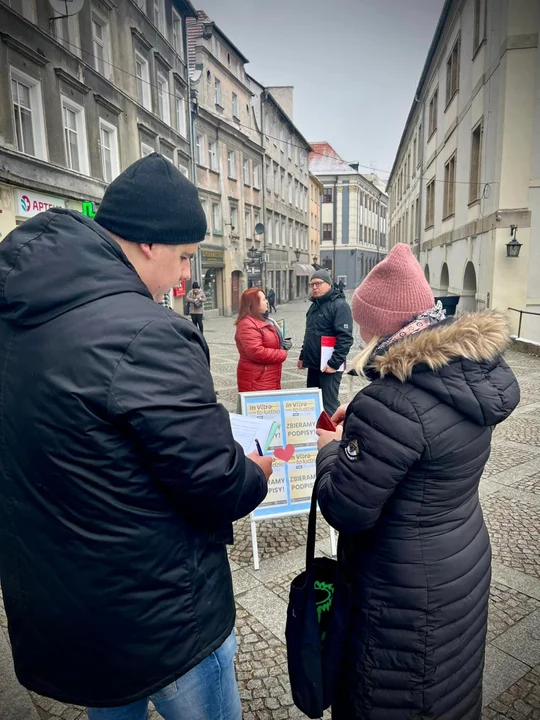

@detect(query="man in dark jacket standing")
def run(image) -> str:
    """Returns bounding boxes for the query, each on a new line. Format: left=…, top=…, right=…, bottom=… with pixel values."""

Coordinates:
left=0, top=154, right=270, bottom=720
left=298, top=269, right=353, bottom=415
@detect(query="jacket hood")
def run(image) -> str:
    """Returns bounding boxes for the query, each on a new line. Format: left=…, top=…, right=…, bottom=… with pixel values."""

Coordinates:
left=0, top=209, right=151, bottom=327
left=371, top=311, right=519, bottom=426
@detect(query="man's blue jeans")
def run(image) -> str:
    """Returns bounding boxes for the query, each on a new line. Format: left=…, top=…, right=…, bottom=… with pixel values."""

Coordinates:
left=87, top=631, right=241, bottom=720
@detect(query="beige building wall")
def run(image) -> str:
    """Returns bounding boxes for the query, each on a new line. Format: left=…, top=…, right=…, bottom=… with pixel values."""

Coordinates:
left=189, top=19, right=263, bottom=315
left=309, top=174, right=322, bottom=264
left=387, top=0, right=540, bottom=337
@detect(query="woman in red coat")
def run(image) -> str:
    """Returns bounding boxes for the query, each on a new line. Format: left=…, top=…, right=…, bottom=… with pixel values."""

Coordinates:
left=235, top=288, right=289, bottom=392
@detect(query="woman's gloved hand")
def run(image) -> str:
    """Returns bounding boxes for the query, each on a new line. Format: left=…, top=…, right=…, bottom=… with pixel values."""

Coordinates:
left=282, top=337, right=292, bottom=351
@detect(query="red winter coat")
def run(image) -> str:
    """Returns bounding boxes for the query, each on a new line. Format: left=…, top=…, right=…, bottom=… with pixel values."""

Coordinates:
left=235, top=316, right=287, bottom=392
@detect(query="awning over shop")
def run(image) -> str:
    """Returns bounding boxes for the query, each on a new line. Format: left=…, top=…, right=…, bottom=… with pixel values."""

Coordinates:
left=294, top=263, right=315, bottom=276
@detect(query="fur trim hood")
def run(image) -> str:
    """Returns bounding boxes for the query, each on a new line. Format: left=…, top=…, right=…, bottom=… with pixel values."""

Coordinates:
left=370, top=311, right=519, bottom=426
left=374, top=311, right=512, bottom=381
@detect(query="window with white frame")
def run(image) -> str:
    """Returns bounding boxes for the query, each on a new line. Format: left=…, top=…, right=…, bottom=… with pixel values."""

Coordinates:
left=228, top=149, right=237, bottom=178
left=245, top=209, right=252, bottom=238
left=172, top=10, right=183, bottom=56
left=157, top=72, right=171, bottom=125
left=62, top=97, right=89, bottom=174
left=196, top=134, right=205, bottom=165
left=295, top=182, right=299, bottom=208
left=177, top=162, right=189, bottom=178
left=253, top=164, right=260, bottom=189
left=11, top=68, right=47, bottom=160
left=266, top=213, right=273, bottom=244
left=287, top=134, right=292, bottom=159
left=175, top=93, right=186, bottom=137
left=99, top=119, right=119, bottom=183
left=141, top=141, right=154, bottom=157
left=232, top=92, right=239, bottom=119
left=288, top=175, right=293, bottom=204
left=282, top=218, right=286, bottom=246
left=92, top=11, right=111, bottom=78
left=212, top=202, right=222, bottom=233
left=273, top=167, right=279, bottom=194
left=281, top=172, right=285, bottom=200
left=243, top=158, right=250, bottom=185
left=135, top=53, right=151, bottom=110
left=254, top=209, right=261, bottom=231
left=275, top=216, right=280, bottom=245
left=208, top=140, right=218, bottom=171
left=153, top=0, right=164, bottom=34
left=266, top=163, right=271, bottom=192
left=215, top=77, right=222, bottom=106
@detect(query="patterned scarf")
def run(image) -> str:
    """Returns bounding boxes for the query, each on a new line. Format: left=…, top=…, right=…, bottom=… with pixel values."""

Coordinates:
left=374, top=301, right=447, bottom=356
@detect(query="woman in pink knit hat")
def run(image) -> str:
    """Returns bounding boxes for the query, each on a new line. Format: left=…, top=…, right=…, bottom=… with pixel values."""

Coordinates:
left=313, top=244, right=519, bottom=720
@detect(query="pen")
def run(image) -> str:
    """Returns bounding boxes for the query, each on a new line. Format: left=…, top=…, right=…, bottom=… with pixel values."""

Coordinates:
left=254, top=439, right=264, bottom=457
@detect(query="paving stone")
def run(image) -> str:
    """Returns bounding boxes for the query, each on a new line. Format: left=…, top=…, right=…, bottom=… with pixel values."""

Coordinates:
left=484, top=445, right=540, bottom=479
left=228, top=515, right=330, bottom=567
left=492, top=611, right=540, bottom=668
left=482, top=496, right=540, bottom=579
left=483, top=646, right=530, bottom=707
left=483, top=664, right=540, bottom=718
left=488, top=583, right=540, bottom=644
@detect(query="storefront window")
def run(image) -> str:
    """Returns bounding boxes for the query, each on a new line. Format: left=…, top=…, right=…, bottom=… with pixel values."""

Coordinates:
left=203, top=269, right=218, bottom=310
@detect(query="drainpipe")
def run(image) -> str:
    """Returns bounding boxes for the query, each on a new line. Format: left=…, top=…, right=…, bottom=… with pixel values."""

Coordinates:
left=415, top=96, right=426, bottom=262
left=260, top=91, right=267, bottom=291
left=186, top=31, right=202, bottom=285
left=332, top=176, right=338, bottom=277
left=377, top=193, right=381, bottom=263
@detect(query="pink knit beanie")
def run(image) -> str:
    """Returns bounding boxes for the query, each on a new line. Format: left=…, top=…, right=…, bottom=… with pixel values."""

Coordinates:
left=352, top=243, right=434, bottom=338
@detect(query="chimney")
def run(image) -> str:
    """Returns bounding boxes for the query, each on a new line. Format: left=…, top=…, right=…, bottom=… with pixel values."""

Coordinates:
left=267, top=86, right=294, bottom=119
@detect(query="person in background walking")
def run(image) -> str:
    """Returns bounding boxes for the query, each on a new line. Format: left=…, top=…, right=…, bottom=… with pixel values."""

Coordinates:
left=267, top=288, right=277, bottom=314
left=186, top=281, right=206, bottom=333
left=0, top=153, right=272, bottom=720
left=315, top=243, right=520, bottom=720
left=235, top=288, right=290, bottom=392
left=297, top=269, right=353, bottom=415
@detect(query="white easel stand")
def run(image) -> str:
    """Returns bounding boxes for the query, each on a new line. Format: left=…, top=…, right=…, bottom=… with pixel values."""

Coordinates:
left=250, top=517, right=338, bottom=571
left=251, top=518, right=260, bottom=571
left=329, top=527, right=337, bottom=557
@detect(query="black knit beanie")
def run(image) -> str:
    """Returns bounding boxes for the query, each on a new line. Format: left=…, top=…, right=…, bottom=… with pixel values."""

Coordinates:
left=95, top=153, right=207, bottom=244
left=310, top=269, right=332, bottom=284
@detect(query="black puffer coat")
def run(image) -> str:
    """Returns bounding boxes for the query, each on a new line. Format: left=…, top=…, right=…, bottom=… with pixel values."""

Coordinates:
left=317, top=313, right=519, bottom=720
left=299, top=288, right=353, bottom=370
left=0, top=209, right=266, bottom=707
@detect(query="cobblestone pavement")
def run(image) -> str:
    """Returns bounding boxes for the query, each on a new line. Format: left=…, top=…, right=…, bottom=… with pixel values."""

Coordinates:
left=2, top=298, right=540, bottom=719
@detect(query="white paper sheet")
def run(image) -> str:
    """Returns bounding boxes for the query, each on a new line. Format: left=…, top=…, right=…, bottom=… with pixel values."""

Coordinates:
left=229, top=413, right=277, bottom=454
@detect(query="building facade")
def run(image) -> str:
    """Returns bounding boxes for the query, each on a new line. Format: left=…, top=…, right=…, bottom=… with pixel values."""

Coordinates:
left=387, top=0, right=540, bottom=338
left=187, top=10, right=263, bottom=316
left=309, top=142, right=388, bottom=288
left=309, top=173, right=323, bottom=266
left=0, top=0, right=195, bottom=252
left=250, top=82, right=313, bottom=304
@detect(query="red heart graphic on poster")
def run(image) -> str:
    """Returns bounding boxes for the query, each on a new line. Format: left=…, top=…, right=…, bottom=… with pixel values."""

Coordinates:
left=274, top=444, right=295, bottom=463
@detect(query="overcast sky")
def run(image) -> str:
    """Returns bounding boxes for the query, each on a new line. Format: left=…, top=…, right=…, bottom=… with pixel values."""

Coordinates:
left=197, top=0, right=445, bottom=177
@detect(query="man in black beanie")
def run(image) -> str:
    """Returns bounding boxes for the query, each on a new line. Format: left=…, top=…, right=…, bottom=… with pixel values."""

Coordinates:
left=0, top=153, right=271, bottom=720
left=298, top=268, right=353, bottom=415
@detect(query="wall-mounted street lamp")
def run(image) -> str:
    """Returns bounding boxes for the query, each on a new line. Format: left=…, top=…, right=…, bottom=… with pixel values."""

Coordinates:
left=506, top=224, right=522, bottom=258
left=294, top=248, right=301, bottom=262
left=248, top=245, right=257, bottom=261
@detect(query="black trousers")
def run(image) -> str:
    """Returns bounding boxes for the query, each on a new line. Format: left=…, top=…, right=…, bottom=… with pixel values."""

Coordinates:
left=306, top=367, right=343, bottom=416
left=269, top=302, right=277, bottom=313
left=191, top=314, right=204, bottom=333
